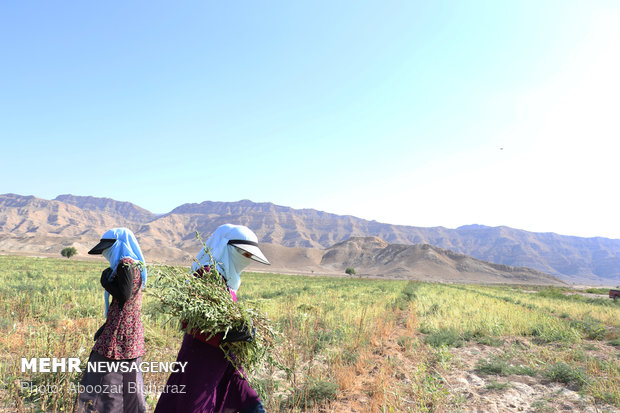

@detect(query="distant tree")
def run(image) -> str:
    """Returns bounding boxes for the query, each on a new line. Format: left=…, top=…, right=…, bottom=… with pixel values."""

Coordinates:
left=61, top=246, right=78, bottom=259
left=345, top=267, right=356, bottom=276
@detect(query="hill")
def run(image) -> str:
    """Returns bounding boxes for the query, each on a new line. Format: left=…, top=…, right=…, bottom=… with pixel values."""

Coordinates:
left=0, top=193, right=617, bottom=284
left=320, top=237, right=564, bottom=285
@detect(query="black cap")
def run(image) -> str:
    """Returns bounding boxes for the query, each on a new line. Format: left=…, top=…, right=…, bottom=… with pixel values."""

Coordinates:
left=88, top=238, right=116, bottom=255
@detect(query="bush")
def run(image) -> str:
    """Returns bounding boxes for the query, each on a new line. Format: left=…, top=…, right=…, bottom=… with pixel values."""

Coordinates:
left=544, top=362, right=589, bottom=388
left=345, top=267, right=356, bottom=276
left=60, top=246, right=77, bottom=259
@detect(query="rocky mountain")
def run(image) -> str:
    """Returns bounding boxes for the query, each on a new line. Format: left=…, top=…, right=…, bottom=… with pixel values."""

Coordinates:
left=55, top=194, right=155, bottom=224
left=0, top=193, right=618, bottom=285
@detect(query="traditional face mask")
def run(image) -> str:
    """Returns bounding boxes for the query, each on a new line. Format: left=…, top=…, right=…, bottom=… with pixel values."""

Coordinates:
left=102, top=247, right=112, bottom=264
left=230, top=246, right=254, bottom=270
left=191, top=224, right=264, bottom=292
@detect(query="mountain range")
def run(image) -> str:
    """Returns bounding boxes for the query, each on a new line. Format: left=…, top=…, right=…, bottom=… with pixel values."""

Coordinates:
left=1, top=193, right=618, bottom=285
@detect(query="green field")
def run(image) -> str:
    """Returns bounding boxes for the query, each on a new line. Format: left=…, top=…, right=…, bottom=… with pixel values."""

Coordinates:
left=1, top=255, right=619, bottom=412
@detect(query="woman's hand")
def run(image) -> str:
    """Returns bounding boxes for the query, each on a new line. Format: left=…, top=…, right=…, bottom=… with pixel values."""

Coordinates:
left=221, top=322, right=256, bottom=343
left=100, top=267, right=113, bottom=285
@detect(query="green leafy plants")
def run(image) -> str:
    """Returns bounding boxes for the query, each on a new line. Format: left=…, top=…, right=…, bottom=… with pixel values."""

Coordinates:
left=147, top=248, right=282, bottom=376
left=424, top=328, right=464, bottom=348
left=60, top=246, right=77, bottom=259
left=475, top=357, right=538, bottom=377
left=544, top=362, right=589, bottom=388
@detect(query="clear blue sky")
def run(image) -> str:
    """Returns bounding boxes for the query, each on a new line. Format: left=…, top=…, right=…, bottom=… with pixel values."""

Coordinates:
left=2, top=1, right=620, bottom=238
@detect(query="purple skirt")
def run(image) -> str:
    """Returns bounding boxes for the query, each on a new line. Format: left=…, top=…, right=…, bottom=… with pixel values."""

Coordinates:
left=154, top=333, right=261, bottom=413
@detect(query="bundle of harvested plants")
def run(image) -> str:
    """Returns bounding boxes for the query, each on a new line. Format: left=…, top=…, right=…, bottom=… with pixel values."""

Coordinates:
left=148, top=248, right=280, bottom=375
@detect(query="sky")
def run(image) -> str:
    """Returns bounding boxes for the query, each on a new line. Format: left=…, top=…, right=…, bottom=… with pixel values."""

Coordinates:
left=1, top=1, right=620, bottom=239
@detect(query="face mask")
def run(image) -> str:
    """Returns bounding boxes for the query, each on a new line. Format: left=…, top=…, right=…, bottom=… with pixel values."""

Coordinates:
left=231, top=246, right=253, bottom=267
left=102, top=247, right=112, bottom=263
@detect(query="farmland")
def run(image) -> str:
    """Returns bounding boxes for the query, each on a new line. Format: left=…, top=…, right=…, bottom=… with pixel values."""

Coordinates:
left=0, top=255, right=619, bottom=412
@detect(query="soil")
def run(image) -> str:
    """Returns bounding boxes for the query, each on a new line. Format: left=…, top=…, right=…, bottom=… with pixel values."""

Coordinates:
left=438, top=339, right=619, bottom=413
left=322, top=324, right=620, bottom=413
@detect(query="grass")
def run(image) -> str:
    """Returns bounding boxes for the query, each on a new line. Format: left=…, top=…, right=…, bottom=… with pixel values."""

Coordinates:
left=485, top=379, right=512, bottom=391
left=1, top=255, right=619, bottom=411
left=544, top=362, right=589, bottom=388
left=475, top=357, right=538, bottom=377
left=583, top=287, right=613, bottom=295
left=424, top=328, right=465, bottom=348
left=284, top=378, right=339, bottom=408
left=0, top=256, right=455, bottom=412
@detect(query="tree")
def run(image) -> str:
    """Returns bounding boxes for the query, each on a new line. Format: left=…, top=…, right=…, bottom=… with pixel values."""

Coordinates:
left=345, top=267, right=356, bottom=276
left=61, top=246, right=78, bottom=259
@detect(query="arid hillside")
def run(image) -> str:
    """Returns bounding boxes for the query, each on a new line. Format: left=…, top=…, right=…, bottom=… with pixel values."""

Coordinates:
left=0, top=193, right=616, bottom=284
left=320, top=237, right=565, bottom=285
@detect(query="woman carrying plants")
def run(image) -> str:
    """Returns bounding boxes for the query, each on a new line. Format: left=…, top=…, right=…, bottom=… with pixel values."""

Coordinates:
left=75, top=228, right=147, bottom=413
left=154, top=224, right=271, bottom=413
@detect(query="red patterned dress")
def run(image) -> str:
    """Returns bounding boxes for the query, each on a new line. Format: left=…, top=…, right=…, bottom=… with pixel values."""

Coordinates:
left=93, top=258, right=145, bottom=359
left=75, top=258, right=147, bottom=413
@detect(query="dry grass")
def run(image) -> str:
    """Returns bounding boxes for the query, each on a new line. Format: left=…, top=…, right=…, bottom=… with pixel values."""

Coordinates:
left=1, top=256, right=618, bottom=412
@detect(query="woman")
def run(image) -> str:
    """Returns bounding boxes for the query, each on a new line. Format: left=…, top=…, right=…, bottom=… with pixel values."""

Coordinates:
left=154, top=224, right=270, bottom=413
left=75, top=228, right=147, bottom=413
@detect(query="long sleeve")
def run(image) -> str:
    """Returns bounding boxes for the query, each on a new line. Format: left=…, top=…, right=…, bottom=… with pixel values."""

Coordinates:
left=100, top=264, right=133, bottom=307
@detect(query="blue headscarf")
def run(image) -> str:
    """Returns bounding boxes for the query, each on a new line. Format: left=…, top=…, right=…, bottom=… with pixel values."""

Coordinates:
left=100, top=228, right=147, bottom=316
left=191, top=224, right=255, bottom=291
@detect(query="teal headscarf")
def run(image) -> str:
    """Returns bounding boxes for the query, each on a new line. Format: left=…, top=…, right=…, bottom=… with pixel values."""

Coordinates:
left=99, top=228, right=147, bottom=316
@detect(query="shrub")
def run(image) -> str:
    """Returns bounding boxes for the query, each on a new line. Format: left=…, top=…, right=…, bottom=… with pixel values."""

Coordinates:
left=544, top=362, right=589, bottom=388
left=60, top=246, right=77, bottom=259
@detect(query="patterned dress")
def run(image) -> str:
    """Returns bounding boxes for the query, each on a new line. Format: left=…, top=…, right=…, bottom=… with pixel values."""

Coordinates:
left=93, top=258, right=145, bottom=360
left=75, top=258, right=147, bottom=413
